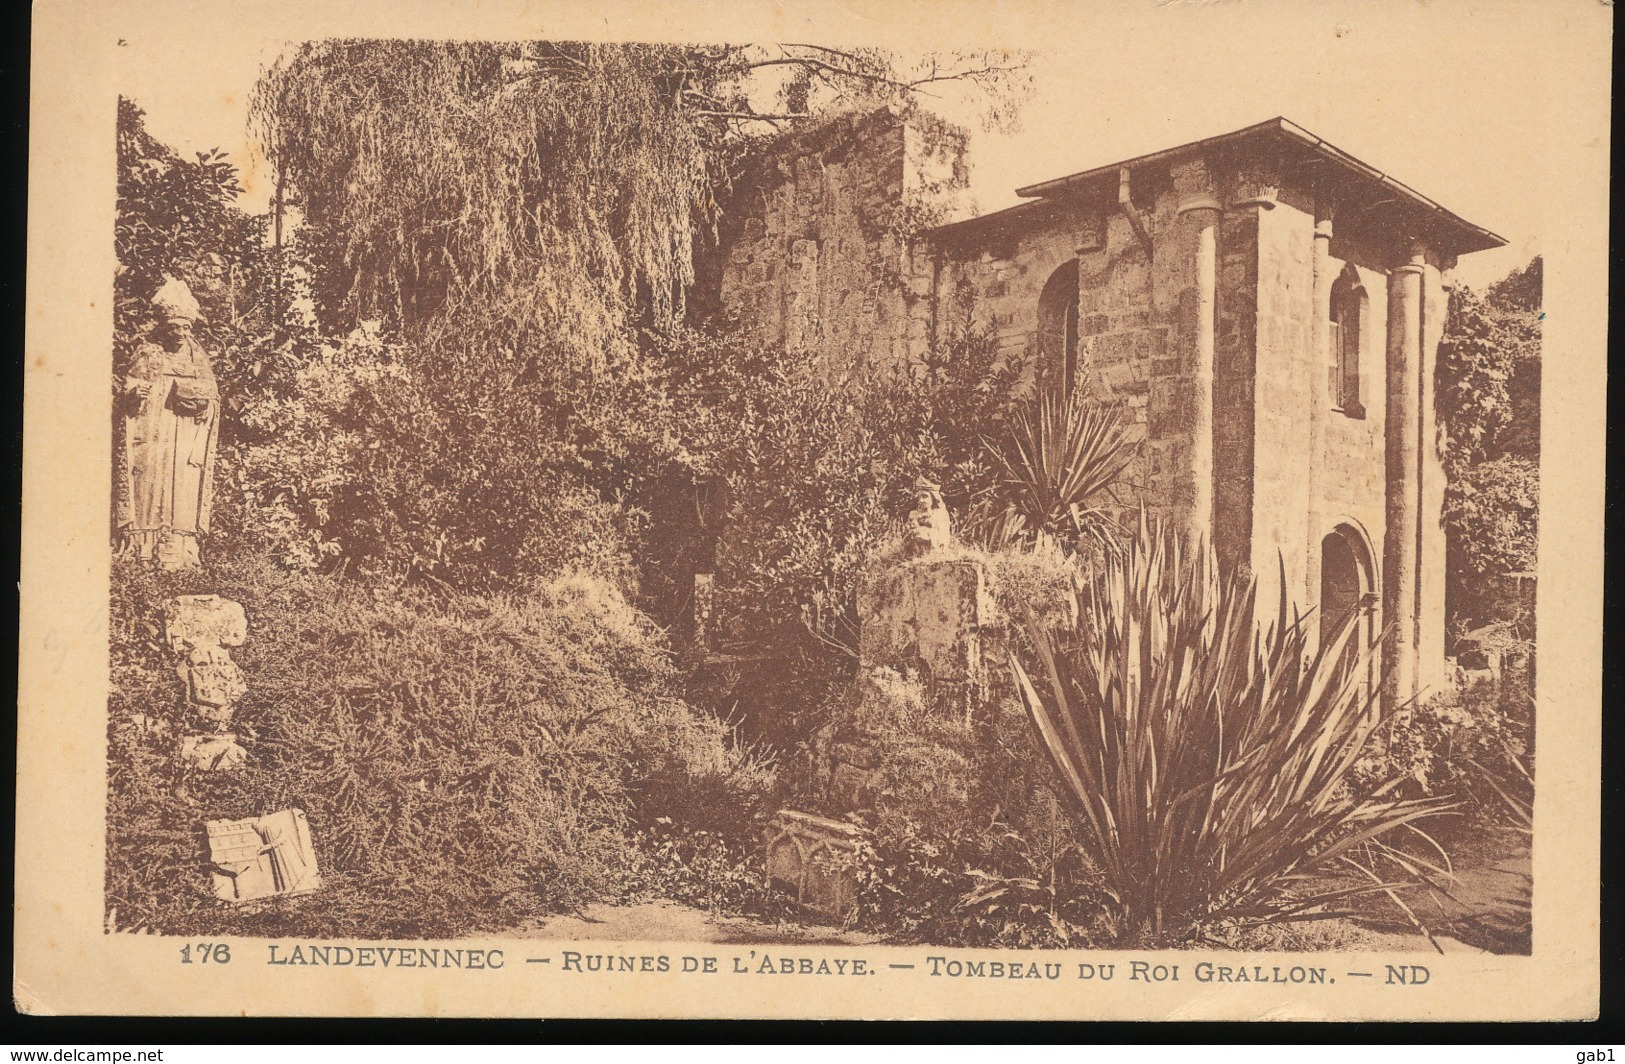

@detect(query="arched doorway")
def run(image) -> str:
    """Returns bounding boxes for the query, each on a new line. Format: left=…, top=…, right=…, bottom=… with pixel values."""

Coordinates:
left=1037, top=260, right=1080, bottom=394
left=1319, top=523, right=1378, bottom=710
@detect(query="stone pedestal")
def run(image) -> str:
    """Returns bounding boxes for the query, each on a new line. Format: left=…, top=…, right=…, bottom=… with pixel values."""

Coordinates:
left=806, top=552, right=1003, bottom=818
left=164, top=594, right=250, bottom=763
left=179, top=734, right=249, bottom=772
left=164, top=595, right=248, bottom=729
left=856, top=554, right=998, bottom=728
left=767, top=549, right=1003, bottom=911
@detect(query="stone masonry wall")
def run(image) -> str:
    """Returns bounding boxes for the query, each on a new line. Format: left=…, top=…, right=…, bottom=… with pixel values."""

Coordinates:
left=1213, top=203, right=1259, bottom=576
left=930, top=179, right=1196, bottom=530
left=696, top=107, right=949, bottom=377
left=928, top=169, right=1396, bottom=621
left=1317, top=233, right=1390, bottom=600
left=1246, top=198, right=1316, bottom=605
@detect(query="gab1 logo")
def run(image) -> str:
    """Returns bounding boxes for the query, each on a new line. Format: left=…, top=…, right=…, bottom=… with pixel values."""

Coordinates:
left=1575, top=1052, right=1615, bottom=1063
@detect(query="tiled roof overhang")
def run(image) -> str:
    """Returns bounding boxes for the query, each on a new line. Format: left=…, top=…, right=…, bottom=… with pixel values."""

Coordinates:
left=932, top=117, right=1506, bottom=257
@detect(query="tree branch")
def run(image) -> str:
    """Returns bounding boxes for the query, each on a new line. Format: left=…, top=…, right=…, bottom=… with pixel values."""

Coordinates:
left=692, top=109, right=797, bottom=124
left=740, top=56, right=905, bottom=90
left=756, top=46, right=1025, bottom=94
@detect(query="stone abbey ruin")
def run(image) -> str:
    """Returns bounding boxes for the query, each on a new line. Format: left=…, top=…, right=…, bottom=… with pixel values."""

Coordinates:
left=697, top=109, right=1507, bottom=716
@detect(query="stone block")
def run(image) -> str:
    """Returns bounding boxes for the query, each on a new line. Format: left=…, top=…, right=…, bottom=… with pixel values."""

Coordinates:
left=829, top=761, right=881, bottom=812
left=163, top=595, right=247, bottom=654
left=180, top=734, right=248, bottom=772
left=830, top=740, right=879, bottom=771
left=1091, top=332, right=1136, bottom=366
left=177, top=645, right=247, bottom=711
left=763, top=810, right=867, bottom=922
left=1101, top=360, right=1146, bottom=398
left=1150, top=378, right=1202, bottom=438
left=206, top=809, right=322, bottom=904
left=856, top=556, right=995, bottom=724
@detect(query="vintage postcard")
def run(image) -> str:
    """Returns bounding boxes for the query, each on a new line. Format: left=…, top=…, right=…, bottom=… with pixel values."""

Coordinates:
left=18, top=0, right=1609, bottom=1021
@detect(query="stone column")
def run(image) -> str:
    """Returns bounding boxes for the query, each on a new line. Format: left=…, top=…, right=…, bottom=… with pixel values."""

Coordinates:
left=1177, top=192, right=1221, bottom=542
left=1304, top=204, right=1335, bottom=654
left=1416, top=255, right=1452, bottom=695
left=1383, top=243, right=1426, bottom=709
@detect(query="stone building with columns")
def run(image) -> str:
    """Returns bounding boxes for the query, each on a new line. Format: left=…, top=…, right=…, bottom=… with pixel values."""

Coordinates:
left=699, top=110, right=1505, bottom=710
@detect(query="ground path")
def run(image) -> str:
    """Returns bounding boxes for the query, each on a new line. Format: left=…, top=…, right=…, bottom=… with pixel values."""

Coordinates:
left=516, top=901, right=880, bottom=945
left=514, top=826, right=1528, bottom=954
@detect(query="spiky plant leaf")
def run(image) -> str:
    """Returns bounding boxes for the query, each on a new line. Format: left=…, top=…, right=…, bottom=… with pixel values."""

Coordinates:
left=983, top=382, right=1133, bottom=554
left=1008, top=518, right=1453, bottom=943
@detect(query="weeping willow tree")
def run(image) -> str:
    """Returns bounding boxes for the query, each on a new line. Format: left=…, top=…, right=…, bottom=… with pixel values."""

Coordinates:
left=244, top=40, right=1030, bottom=591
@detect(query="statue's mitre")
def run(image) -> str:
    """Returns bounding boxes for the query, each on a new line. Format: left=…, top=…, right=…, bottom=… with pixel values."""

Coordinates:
left=152, top=275, right=201, bottom=322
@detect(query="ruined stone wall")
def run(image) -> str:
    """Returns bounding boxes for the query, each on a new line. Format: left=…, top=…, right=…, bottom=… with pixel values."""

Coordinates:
left=696, top=107, right=955, bottom=376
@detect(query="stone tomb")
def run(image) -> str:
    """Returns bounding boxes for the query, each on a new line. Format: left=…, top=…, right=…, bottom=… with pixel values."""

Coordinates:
left=765, top=503, right=1003, bottom=917
left=855, top=552, right=998, bottom=729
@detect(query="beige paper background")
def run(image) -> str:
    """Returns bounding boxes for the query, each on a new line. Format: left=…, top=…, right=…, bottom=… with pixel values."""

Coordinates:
left=18, top=0, right=1610, bottom=1020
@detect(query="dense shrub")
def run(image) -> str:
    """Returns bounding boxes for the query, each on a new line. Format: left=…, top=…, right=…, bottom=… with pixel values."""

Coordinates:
left=777, top=538, right=1107, bottom=948
left=1351, top=681, right=1532, bottom=824
left=847, top=682, right=1116, bottom=948
left=1438, top=261, right=1541, bottom=629
left=694, top=327, right=1023, bottom=744
left=115, top=97, right=270, bottom=388
left=106, top=554, right=773, bottom=937
left=1444, top=455, right=1539, bottom=578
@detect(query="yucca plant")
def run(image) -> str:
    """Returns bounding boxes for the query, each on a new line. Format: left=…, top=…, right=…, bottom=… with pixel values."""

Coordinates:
left=1007, top=516, right=1453, bottom=944
left=979, top=382, right=1134, bottom=555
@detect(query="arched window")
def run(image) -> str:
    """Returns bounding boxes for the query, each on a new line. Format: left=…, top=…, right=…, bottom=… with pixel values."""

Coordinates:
left=1329, top=265, right=1366, bottom=417
left=1037, top=260, right=1080, bottom=393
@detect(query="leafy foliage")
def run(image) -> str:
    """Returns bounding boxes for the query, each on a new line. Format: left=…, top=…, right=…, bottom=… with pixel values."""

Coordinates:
left=236, top=41, right=1028, bottom=597
left=693, top=327, right=1025, bottom=738
left=253, top=42, right=718, bottom=335
left=115, top=97, right=268, bottom=376
left=1353, top=682, right=1529, bottom=818
left=813, top=666, right=1114, bottom=948
left=106, top=553, right=774, bottom=937
left=1438, top=259, right=1541, bottom=582
left=1007, top=518, right=1452, bottom=944
left=1442, top=455, right=1539, bottom=577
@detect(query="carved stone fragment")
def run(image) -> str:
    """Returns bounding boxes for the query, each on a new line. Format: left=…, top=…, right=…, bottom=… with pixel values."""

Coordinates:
left=163, top=594, right=250, bottom=728
left=179, top=734, right=249, bottom=772
left=763, top=810, right=865, bottom=922
left=205, top=809, right=322, bottom=904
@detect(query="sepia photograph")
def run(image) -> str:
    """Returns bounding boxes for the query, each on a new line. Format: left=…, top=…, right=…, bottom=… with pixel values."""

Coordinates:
left=18, top=0, right=1608, bottom=1021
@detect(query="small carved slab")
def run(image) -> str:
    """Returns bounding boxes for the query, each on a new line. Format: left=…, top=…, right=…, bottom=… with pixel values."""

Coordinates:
left=205, top=809, right=322, bottom=904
